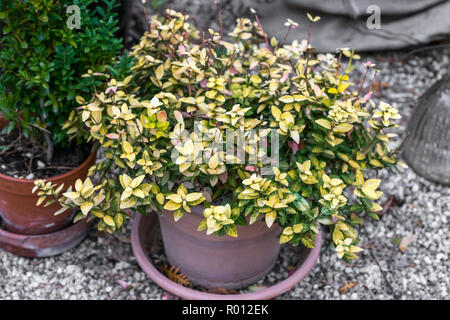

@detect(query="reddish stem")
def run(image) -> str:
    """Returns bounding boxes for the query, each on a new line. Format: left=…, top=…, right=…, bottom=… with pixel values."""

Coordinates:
left=357, top=67, right=370, bottom=97
left=252, top=11, right=272, bottom=53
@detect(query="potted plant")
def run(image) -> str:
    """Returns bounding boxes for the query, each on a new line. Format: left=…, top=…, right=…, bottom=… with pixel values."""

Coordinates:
left=0, top=0, right=124, bottom=256
left=35, top=10, right=403, bottom=292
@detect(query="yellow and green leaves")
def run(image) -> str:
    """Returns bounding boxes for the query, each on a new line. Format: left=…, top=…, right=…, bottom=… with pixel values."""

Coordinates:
left=280, top=223, right=304, bottom=244
left=320, top=174, right=347, bottom=209
left=163, top=184, right=206, bottom=221
left=44, top=9, right=403, bottom=263
left=119, top=174, right=147, bottom=209
left=370, top=101, right=401, bottom=128
left=332, top=222, right=362, bottom=260
left=296, top=160, right=318, bottom=184
left=353, top=169, right=383, bottom=200
left=271, top=106, right=302, bottom=143
left=198, top=204, right=237, bottom=237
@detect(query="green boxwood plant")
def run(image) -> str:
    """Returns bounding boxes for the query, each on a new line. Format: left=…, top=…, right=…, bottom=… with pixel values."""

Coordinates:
left=0, top=0, right=124, bottom=161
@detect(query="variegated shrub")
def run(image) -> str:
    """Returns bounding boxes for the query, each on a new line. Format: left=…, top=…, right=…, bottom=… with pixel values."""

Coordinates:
left=34, top=9, right=403, bottom=262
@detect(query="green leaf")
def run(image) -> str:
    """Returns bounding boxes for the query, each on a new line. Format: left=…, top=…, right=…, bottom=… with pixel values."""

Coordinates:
left=293, top=194, right=310, bottom=211
left=224, top=224, right=237, bottom=237
left=301, top=237, right=315, bottom=248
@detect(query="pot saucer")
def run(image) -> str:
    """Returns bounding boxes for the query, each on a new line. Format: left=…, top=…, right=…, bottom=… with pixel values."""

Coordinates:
left=0, top=218, right=92, bottom=258
left=131, top=214, right=322, bottom=300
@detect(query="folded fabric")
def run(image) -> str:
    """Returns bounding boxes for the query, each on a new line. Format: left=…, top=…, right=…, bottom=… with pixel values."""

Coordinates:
left=257, top=0, right=450, bottom=52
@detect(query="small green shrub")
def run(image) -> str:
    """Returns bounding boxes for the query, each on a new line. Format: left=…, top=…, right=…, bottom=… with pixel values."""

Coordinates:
left=0, top=0, right=124, bottom=160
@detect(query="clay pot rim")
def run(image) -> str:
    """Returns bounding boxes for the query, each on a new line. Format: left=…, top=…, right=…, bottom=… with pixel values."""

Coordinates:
left=131, top=214, right=322, bottom=300
left=0, top=218, right=93, bottom=258
left=0, top=150, right=96, bottom=185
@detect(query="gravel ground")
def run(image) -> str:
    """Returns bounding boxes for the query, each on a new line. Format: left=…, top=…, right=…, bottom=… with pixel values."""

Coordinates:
left=1, top=9, right=449, bottom=299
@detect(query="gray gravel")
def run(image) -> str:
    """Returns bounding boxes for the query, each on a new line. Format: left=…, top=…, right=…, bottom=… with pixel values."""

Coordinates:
left=1, top=30, right=450, bottom=300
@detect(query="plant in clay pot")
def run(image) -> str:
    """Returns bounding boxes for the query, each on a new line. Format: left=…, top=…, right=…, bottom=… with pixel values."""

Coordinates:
left=0, top=0, right=126, bottom=256
left=35, top=9, right=404, bottom=290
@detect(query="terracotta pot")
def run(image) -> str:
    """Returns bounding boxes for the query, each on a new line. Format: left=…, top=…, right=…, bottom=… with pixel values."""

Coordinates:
left=131, top=213, right=322, bottom=299
left=158, top=205, right=281, bottom=289
left=0, top=151, right=96, bottom=235
left=0, top=218, right=93, bottom=257
left=0, top=114, right=8, bottom=130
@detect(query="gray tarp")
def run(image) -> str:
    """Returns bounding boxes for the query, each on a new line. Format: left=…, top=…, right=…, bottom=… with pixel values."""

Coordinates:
left=257, top=0, right=450, bottom=52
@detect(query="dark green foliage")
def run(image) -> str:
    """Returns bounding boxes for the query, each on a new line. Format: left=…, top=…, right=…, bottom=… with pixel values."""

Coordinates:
left=0, top=0, right=123, bottom=148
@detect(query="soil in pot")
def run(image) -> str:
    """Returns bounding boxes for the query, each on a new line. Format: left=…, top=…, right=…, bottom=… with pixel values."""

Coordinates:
left=0, top=128, right=96, bottom=236
left=0, top=128, right=91, bottom=179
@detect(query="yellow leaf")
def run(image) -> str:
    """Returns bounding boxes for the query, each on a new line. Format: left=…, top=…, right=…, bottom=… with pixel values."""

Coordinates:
left=225, top=224, right=238, bottom=237
left=120, top=197, right=137, bottom=209
left=81, top=201, right=93, bottom=216
left=209, top=153, right=219, bottom=170
left=122, top=141, right=133, bottom=154
left=290, top=130, right=300, bottom=144
left=315, top=119, right=332, bottom=129
left=36, top=196, right=46, bottom=207
left=76, top=96, right=86, bottom=105
left=186, top=193, right=203, bottom=202
left=364, top=179, right=381, bottom=191
left=156, top=193, right=165, bottom=205
left=349, top=160, right=360, bottom=169
left=91, top=210, right=105, bottom=218
left=327, top=88, right=338, bottom=94
left=121, top=188, right=133, bottom=201
left=130, top=175, right=146, bottom=188
left=115, top=214, right=124, bottom=228
left=307, top=13, right=321, bottom=22
left=271, top=106, right=282, bottom=120
left=293, top=224, right=303, bottom=233
left=265, top=210, right=277, bottom=228
left=75, top=179, right=83, bottom=192
left=332, top=228, right=343, bottom=243
left=164, top=200, right=182, bottom=211
left=333, top=123, right=353, bottom=133
left=280, top=234, right=293, bottom=244
left=361, top=187, right=377, bottom=199
left=166, top=194, right=183, bottom=203
left=349, top=245, right=363, bottom=253
left=355, top=169, right=364, bottom=186
left=155, top=64, right=164, bottom=80
left=279, top=95, right=294, bottom=103
left=371, top=202, right=383, bottom=212
left=250, top=75, right=261, bottom=84
left=103, top=215, right=116, bottom=227
left=133, top=189, right=145, bottom=198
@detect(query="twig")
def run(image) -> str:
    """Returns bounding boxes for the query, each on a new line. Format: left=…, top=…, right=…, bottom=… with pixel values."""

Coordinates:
left=379, top=195, right=395, bottom=216
left=250, top=8, right=272, bottom=53
left=303, top=21, right=313, bottom=92
left=335, top=50, right=343, bottom=77
left=27, top=153, right=33, bottom=174
left=40, top=98, right=54, bottom=163
left=357, top=66, right=370, bottom=97
left=398, top=42, right=450, bottom=61
left=368, top=249, right=399, bottom=299
left=37, top=165, right=76, bottom=170
left=0, top=136, right=21, bottom=155
left=140, top=0, right=152, bottom=32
